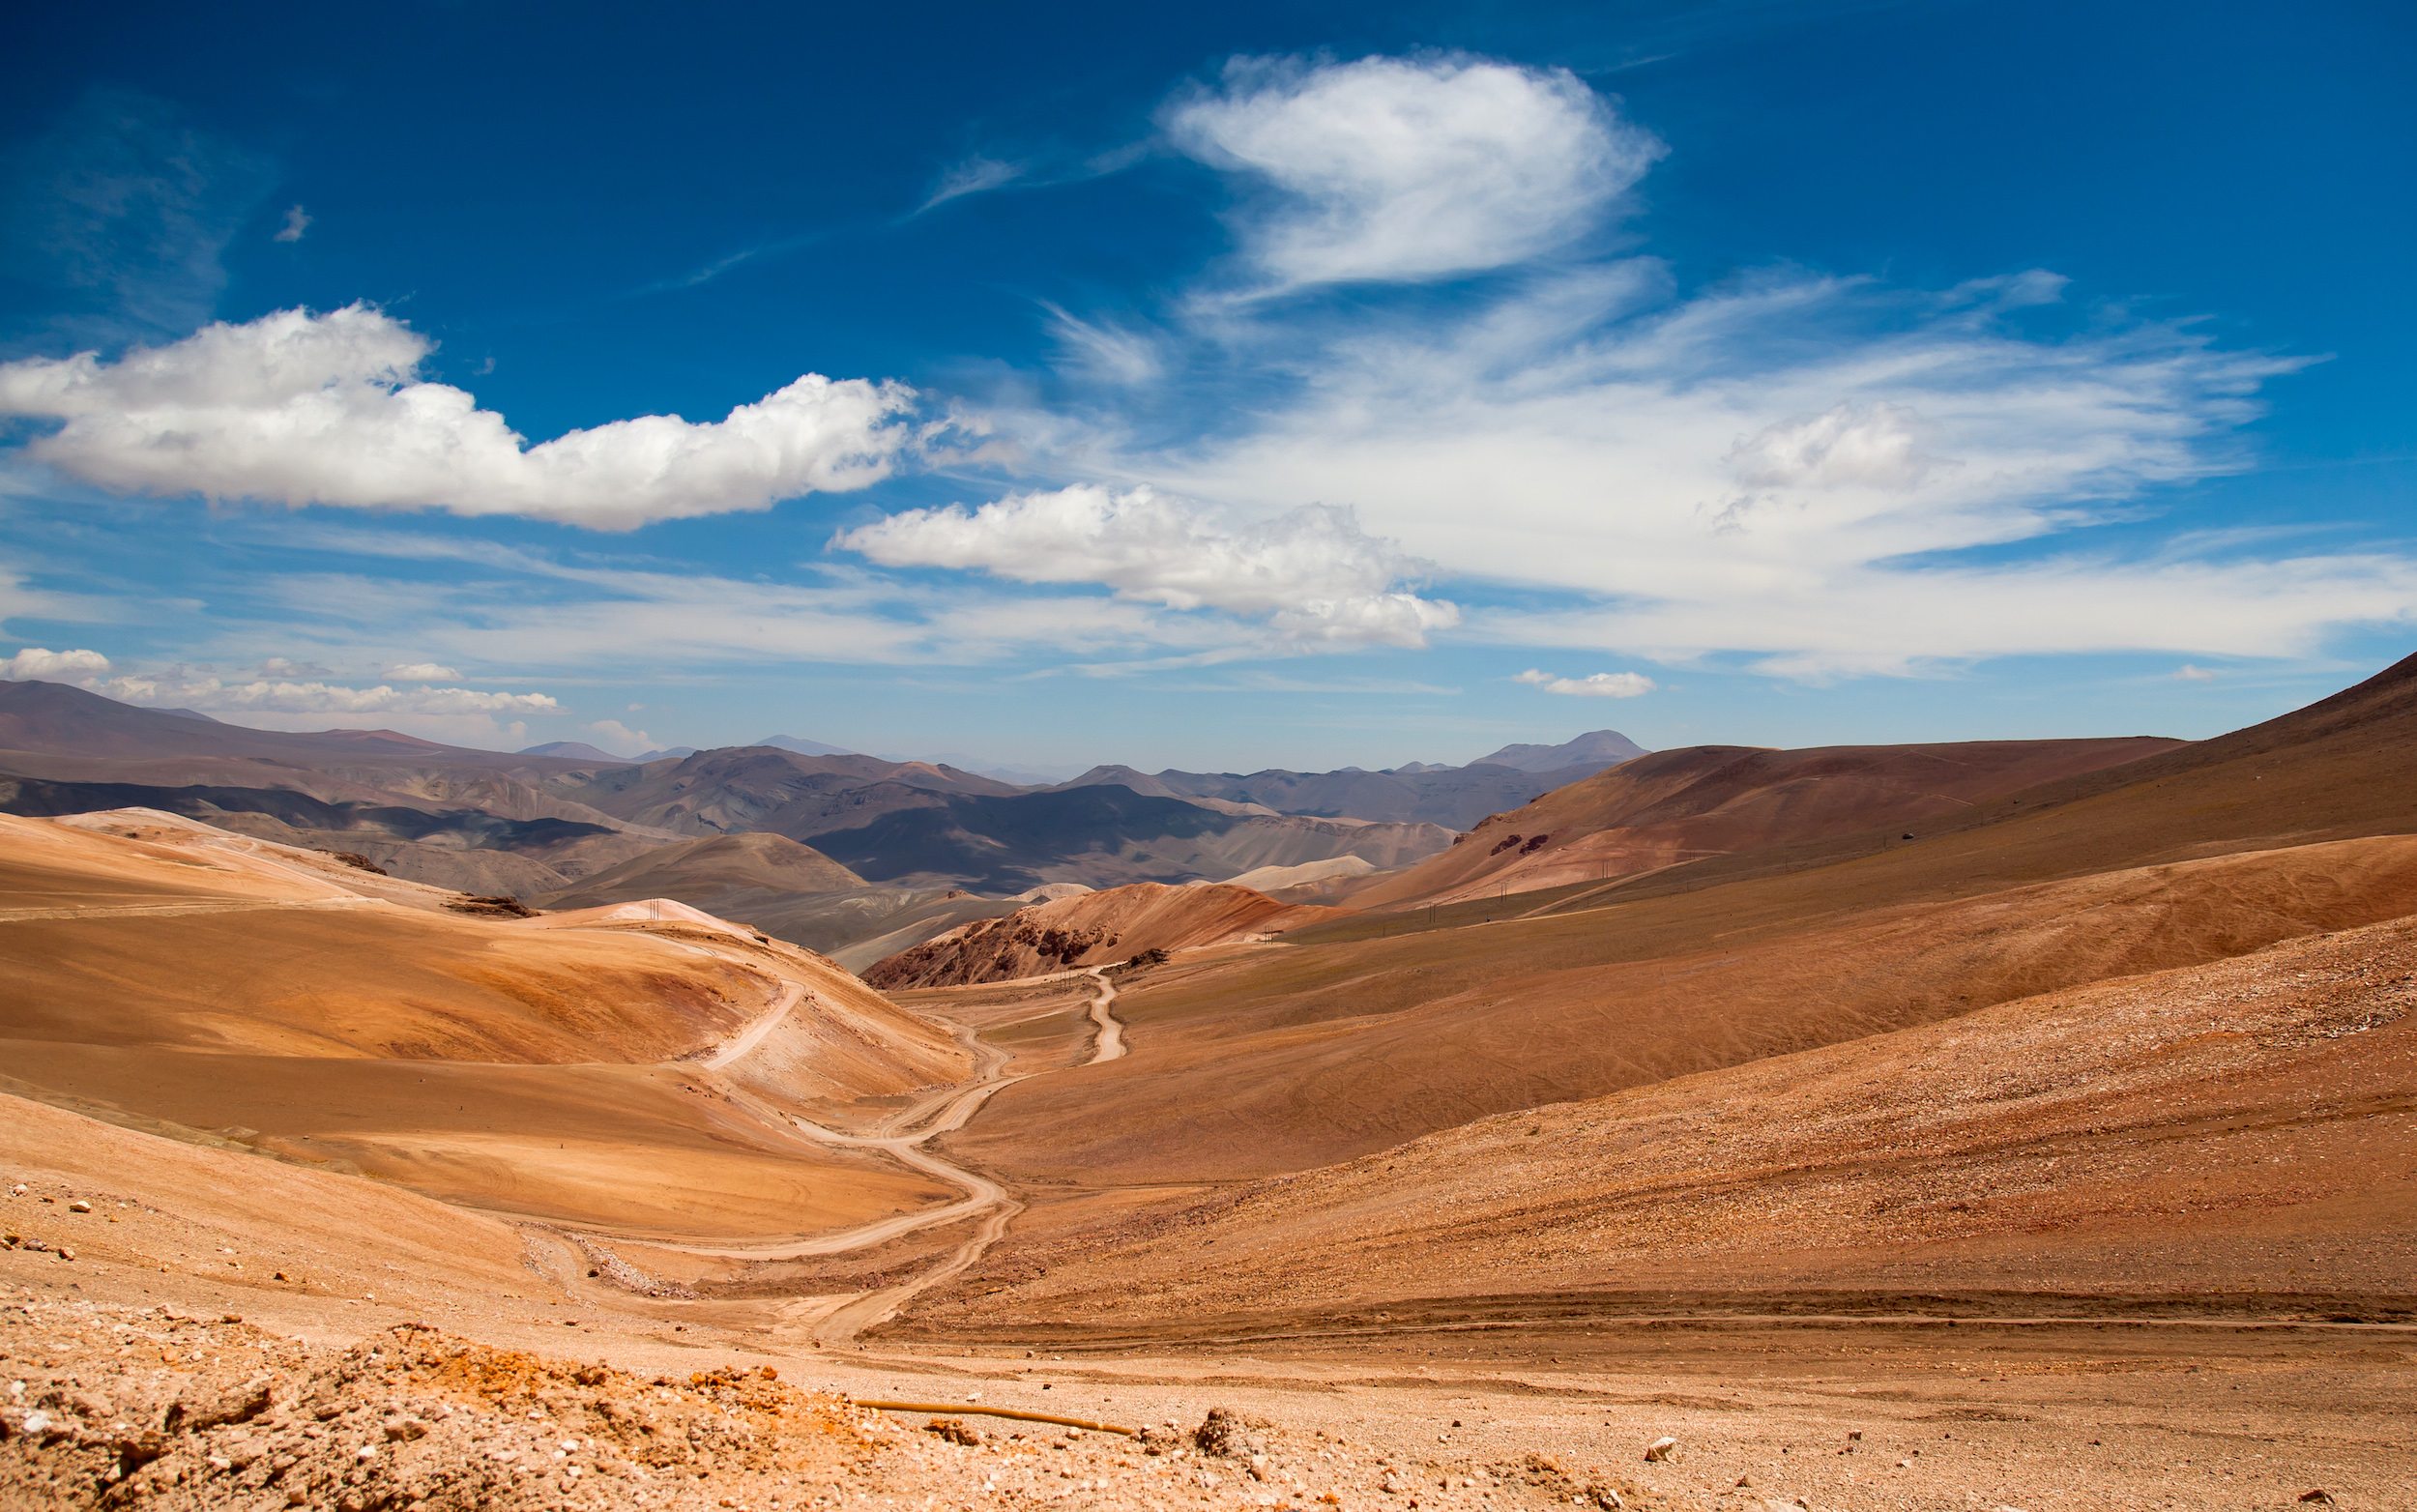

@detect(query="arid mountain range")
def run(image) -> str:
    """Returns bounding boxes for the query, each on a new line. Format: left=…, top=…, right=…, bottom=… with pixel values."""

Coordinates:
left=6, top=657, right=2417, bottom=1508
left=0, top=679, right=1643, bottom=957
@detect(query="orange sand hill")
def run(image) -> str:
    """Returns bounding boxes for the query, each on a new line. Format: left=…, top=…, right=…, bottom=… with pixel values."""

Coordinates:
left=1353, top=735, right=2180, bottom=910
left=916, top=907, right=2417, bottom=1335
left=933, top=656, right=2417, bottom=1194
left=866, top=882, right=1326, bottom=988
left=0, top=809, right=970, bottom=1241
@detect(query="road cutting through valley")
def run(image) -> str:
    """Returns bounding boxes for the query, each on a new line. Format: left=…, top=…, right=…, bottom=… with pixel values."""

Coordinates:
left=602, top=963, right=1130, bottom=1342
left=801, top=965, right=1127, bottom=1341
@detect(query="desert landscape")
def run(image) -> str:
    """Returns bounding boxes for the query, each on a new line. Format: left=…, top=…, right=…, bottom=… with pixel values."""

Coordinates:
left=6, top=11, right=2410, bottom=1507
left=6, top=655, right=2417, bottom=1509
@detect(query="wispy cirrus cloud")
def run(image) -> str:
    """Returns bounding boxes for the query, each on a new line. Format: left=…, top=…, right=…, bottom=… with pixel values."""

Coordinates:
left=917, top=155, right=1027, bottom=212
left=0, top=88, right=277, bottom=346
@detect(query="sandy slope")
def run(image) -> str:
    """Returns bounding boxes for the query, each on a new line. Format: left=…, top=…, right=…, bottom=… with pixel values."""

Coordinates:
left=1352, top=736, right=2180, bottom=910
left=941, top=832, right=2417, bottom=1185
left=0, top=809, right=972, bottom=1239
left=865, top=882, right=1329, bottom=988
left=917, top=911, right=2417, bottom=1331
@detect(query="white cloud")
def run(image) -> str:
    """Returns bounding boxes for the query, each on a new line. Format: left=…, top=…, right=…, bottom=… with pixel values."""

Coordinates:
left=833, top=483, right=1460, bottom=648
left=1727, top=400, right=1942, bottom=490
left=919, top=156, right=1025, bottom=212
left=195, top=524, right=1258, bottom=674
left=0, top=304, right=917, bottom=529
left=272, top=204, right=309, bottom=243
left=2173, top=662, right=2218, bottom=682
left=585, top=717, right=655, bottom=754
left=1163, top=54, right=1663, bottom=293
left=1495, top=554, right=2417, bottom=678
left=2, top=646, right=110, bottom=681
left=97, top=670, right=556, bottom=719
left=1065, top=259, right=2356, bottom=676
left=1043, top=304, right=1165, bottom=385
left=1515, top=667, right=1655, bottom=698
left=383, top=661, right=459, bottom=682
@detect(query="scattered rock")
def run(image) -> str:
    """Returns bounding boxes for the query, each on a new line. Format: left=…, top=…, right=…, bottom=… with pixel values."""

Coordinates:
left=2299, top=1494, right=2337, bottom=1506
left=923, top=1417, right=983, bottom=1446
left=1644, top=1436, right=1679, bottom=1463
left=67, top=1200, right=91, bottom=1213
left=1194, top=1408, right=1257, bottom=1458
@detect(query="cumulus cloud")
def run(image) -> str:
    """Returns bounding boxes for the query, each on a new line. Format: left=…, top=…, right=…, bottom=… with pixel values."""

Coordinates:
left=1515, top=667, right=1655, bottom=698
left=2, top=646, right=110, bottom=681
left=96, top=670, right=557, bottom=719
left=1164, top=54, right=1662, bottom=292
left=0, top=304, right=917, bottom=528
left=383, top=661, right=459, bottom=682
left=585, top=717, right=655, bottom=754
left=272, top=204, right=309, bottom=243
left=834, top=484, right=1460, bottom=648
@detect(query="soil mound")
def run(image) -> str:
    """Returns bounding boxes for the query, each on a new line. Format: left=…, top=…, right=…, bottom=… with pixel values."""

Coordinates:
left=866, top=882, right=1325, bottom=988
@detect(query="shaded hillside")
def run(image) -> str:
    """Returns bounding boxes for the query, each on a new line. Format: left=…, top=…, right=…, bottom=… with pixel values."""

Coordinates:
left=0, top=772, right=658, bottom=893
left=1470, top=729, right=1649, bottom=772
left=531, top=831, right=1024, bottom=965
left=1054, top=750, right=1641, bottom=829
left=1352, top=735, right=2180, bottom=909
left=557, top=745, right=1018, bottom=838
left=540, top=830, right=867, bottom=904
left=866, top=881, right=1325, bottom=988
left=810, top=783, right=1450, bottom=892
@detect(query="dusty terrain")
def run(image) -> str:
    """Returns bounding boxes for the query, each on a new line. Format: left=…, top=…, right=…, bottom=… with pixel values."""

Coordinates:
left=1351, top=738, right=2180, bottom=910
left=9, top=661, right=2417, bottom=1508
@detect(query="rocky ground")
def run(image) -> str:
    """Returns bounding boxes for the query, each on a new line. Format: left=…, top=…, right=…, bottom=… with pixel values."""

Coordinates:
left=1, top=1294, right=1716, bottom=1512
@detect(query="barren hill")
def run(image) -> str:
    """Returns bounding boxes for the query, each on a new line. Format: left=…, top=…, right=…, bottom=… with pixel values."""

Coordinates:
left=866, top=881, right=1326, bottom=988
left=540, top=830, right=868, bottom=907
left=0, top=809, right=970, bottom=1239
left=1055, top=748, right=1642, bottom=829
left=917, top=906, right=2417, bottom=1333
left=1351, top=735, right=2181, bottom=909
left=936, top=656, right=2417, bottom=1195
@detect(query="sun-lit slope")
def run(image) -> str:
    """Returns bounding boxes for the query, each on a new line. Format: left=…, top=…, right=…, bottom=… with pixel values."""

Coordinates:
left=0, top=810, right=969, bottom=1237
left=919, top=910, right=2417, bottom=1333
left=1521, top=648, right=2417, bottom=920
left=0, top=1089, right=543, bottom=1312
left=542, top=830, right=868, bottom=903
left=939, top=656, right=2417, bottom=1193
left=944, top=833, right=2417, bottom=1185
left=865, top=881, right=1328, bottom=988
left=1352, top=735, right=2181, bottom=909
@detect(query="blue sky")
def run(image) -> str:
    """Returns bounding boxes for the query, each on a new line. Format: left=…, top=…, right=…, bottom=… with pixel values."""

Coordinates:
left=1, top=1, right=2411, bottom=772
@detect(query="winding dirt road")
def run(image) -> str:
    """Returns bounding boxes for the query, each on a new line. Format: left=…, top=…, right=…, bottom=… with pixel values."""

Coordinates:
left=803, top=968, right=1129, bottom=1341
left=1084, top=966, right=1126, bottom=1061
left=595, top=967, right=1129, bottom=1340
